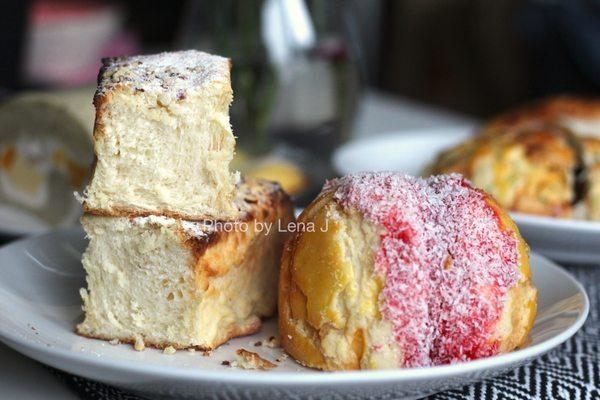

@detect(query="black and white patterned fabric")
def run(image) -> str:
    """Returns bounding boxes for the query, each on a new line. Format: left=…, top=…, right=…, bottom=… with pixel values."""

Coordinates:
left=51, top=265, right=600, bottom=400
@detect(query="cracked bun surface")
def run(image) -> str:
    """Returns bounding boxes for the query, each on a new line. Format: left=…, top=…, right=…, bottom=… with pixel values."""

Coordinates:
left=279, top=172, right=537, bottom=370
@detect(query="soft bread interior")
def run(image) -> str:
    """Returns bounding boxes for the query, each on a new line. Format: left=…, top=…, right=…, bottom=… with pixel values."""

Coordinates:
left=78, top=216, right=206, bottom=348
left=84, top=87, right=239, bottom=220
left=79, top=181, right=293, bottom=350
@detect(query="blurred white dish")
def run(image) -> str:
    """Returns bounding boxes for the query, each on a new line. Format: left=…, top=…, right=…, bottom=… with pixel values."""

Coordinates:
left=333, top=128, right=600, bottom=264
left=0, top=89, right=95, bottom=237
left=0, top=229, right=588, bottom=399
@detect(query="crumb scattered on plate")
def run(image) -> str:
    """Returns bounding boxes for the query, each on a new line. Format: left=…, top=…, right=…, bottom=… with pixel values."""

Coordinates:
left=134, top=337, right=145, bottom=351
left=264, top=336, right=280, bottom=348
left=163, top=346, right=176, bottom=355
left=231, top=349, right=276, bottom=370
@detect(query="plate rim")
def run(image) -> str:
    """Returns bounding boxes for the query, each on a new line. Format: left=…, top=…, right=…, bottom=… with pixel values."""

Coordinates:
left=333, top=126, right=472, bottom=174
left=0, top=232, right=590, bottom=387
left=512, top=212, right=600, bottom=232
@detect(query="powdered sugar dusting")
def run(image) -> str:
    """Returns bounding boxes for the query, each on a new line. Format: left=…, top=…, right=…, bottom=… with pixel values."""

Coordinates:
left=131, top=215, right=210, bottom=238
left=131, top=215, right=176, bottom=227
left=326, top=172, right=521, bottom=367
left=180, top=221, right=211, bottom=237
left=97, top=50, right=230, bottom=101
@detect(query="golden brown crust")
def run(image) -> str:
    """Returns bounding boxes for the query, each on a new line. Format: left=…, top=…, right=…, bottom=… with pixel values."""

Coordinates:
left=191, top=179, right=294, bottom=295
left=91, top=89, right=109, bottom=142
left=83, top=201, right=241, bottom=222
left=81, top=204, right=237, bottom=222
left=279, top=190, right=340, bottom=370
left=174, top=179, right=292, bottom=259
left=83, top=178, right=290, bottom=223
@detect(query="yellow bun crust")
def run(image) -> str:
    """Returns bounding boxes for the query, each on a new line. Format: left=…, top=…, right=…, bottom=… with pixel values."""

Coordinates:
left=490, top=196, right=538, bottom=354
left=279, top=173, right=537, bottom=370
left=279, top=189, right=395, bottom=370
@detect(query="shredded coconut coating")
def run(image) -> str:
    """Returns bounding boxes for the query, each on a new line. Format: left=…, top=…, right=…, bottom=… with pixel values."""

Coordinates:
left=96, top=50, right=231, bottom=101
left=326, top=172, right=521, bottom=367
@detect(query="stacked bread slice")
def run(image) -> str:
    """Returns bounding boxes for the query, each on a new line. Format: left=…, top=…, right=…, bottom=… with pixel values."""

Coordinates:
left=76, top=51, right=294, bottom=351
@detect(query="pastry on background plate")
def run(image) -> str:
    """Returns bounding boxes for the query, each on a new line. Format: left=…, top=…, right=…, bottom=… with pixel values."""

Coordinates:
left=482, top=96, right=600, bottom=138
left=82, top=51, right=240, bottom=221
left=429, top=95, right=600, bottom=221
left=78, top=179, right=293, bottom=350
left=0, top=89, right=94, bottom=232
left=581, top=137, right=600, bottom=220
left=427, top=126, right=577, bottom=218
left=279, top=172, right=537, bottom=370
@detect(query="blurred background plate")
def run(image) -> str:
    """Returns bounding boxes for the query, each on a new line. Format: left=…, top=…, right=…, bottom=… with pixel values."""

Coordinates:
left=333, top=126, right=473, bottom=176
left=0, top=88, right=95, bottom=238
left=0, top=228, right=589, bottom=399
left=333, top=128, right=600, bottom=264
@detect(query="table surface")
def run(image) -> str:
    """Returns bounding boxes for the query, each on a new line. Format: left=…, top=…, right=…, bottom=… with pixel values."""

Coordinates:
left=3, top=91, right=597, bottom=400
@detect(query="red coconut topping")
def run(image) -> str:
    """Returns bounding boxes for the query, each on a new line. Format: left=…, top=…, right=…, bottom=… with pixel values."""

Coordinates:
left=325, top=172, right=521, bottom=367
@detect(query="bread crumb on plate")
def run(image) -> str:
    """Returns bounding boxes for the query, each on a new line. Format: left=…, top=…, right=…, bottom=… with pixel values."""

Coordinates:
left=134, top=337, right=145, bottom=351
left=231, top=349, right=276, bottom=370
left=264, top=336, right=280, bottom=348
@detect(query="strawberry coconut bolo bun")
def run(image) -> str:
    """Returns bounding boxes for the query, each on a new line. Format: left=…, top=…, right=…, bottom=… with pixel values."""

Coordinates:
left=279, top=172, right=537, bottom=370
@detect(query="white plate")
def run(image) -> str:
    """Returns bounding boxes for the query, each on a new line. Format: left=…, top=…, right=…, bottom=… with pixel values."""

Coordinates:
left=333, top=128, right=600, bottom=264
left=0, top=229, right=589, bottom=399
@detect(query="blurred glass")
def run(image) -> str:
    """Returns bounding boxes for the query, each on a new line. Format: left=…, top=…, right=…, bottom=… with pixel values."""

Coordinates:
left=180, top=0, right=361, bottom=202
